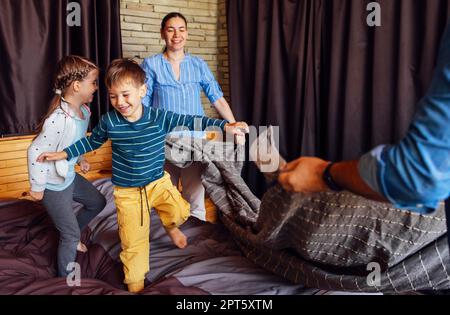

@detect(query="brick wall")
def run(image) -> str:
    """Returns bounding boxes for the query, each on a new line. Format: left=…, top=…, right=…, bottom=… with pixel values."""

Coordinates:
left=120, top=0, right=229, bottom=118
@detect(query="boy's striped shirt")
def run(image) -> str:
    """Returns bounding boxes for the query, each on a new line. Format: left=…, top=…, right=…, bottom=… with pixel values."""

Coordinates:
left=64, top=106, right=226, bottom=187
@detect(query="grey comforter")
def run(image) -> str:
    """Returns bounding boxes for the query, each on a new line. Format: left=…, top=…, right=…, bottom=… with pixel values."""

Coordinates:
left=166, top=135, right=450, bottom=293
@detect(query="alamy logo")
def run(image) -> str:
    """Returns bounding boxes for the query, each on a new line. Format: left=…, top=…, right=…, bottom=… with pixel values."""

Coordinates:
left=366, top=262, right=381, bottom=287
left=66, top=262, right=81, bottom=287
left=367, top=2, right=382, bottom=27
left=67, top=2, right=81, bottom=27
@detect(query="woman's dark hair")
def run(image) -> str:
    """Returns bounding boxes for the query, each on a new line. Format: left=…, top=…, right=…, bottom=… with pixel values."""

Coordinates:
left=161, top=12, right=188, bottom=30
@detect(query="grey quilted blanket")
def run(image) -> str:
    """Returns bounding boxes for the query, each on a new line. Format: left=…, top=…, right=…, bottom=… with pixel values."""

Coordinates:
left=166, top=136, right=450, bottom=293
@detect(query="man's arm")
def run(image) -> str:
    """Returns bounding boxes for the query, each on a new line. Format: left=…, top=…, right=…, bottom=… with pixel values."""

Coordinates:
left=278, top=157, right=387, bottom=202
left=279, top=25, right=450, bottom=211
left=331, top=160, right=388, bottom=202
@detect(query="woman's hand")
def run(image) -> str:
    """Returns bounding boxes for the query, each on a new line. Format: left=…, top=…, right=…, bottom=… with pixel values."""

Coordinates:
left=79, top=159, right=90, bottom=174
left=29, top=191, right=44, bottom=201
left=36, top=151, right=68, bottom=163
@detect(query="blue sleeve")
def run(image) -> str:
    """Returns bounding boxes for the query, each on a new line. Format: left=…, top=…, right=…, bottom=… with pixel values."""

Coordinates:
left=152, top=108, right=226, bottom=134
left=358, top=25, right=450, bottom=213
left=141, top=58, right=155, bottom=107
left=64, top=116, right=108, bottom=160
left=358, top=145, right=386, bottom=194
left=199, top=58, right=224, bottom=104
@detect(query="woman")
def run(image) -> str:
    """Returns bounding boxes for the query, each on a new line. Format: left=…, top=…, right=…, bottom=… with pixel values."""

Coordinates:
left=141, top=12, right=240, bottom=221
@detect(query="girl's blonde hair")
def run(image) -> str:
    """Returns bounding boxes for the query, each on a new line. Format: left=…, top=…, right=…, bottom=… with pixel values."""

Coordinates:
left=35, top=55, right=98, bottom=135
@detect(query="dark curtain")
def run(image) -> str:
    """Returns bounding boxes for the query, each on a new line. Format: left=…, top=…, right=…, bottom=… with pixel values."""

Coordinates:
left=0, top=0, right=122, bottom=136
left=228, top=0, right=450, bottom=197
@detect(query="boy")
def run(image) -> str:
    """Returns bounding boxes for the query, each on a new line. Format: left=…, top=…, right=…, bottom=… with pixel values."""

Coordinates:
left=37, top=59, right=249, bottom=293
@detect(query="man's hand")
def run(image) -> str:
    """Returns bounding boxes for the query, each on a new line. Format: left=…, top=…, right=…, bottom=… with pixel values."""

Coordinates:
left=36, top=151, right=68, bottom=163
left=278, top=157, right=330, bottom=193
left=79, top=159, right=90, bottom=174
left=29, top=191, right=44, bottom=201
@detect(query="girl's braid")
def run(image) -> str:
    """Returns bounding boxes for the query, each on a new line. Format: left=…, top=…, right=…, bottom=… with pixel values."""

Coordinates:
left=54, top=67, right=91, bottom=91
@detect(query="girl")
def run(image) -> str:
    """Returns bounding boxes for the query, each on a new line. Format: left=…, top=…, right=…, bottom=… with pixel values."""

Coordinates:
left=27, top=55, right=106, bottom=277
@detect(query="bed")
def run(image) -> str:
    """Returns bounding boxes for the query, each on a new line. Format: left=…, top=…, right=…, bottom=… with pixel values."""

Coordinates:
left=0, top=177, right=315, bottom=295
left=0, top=135, right=314, bottom=295
left=1, top=134, right=448, bottom=295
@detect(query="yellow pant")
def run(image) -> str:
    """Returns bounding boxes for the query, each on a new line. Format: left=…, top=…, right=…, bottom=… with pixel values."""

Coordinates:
left=113, top=172, right=190, bottom=285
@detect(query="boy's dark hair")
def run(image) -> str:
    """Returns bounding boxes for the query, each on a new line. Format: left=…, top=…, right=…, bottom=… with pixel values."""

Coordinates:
left=105, top=58, right=146, bottom=89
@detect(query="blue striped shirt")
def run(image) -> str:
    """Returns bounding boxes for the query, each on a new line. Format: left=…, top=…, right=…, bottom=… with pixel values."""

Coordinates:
left=63, top=106, right=227, bottom=187
left=141, top=53, right=224, bottom=115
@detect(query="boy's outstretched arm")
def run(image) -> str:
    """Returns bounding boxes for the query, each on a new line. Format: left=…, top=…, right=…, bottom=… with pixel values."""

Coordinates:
left=37, top=116, right=109, bottom=163
left=36, top=150, right=68, bottom=162
left=155, top=108, right=249, bottom=136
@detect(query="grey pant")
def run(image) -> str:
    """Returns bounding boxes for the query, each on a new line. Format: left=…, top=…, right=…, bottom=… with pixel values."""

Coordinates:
left=164, top=161, right=206, bottom=221
left=42, top=174, right=106, bottom=277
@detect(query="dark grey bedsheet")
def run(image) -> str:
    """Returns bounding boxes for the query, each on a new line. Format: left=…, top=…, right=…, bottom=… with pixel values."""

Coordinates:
left=166, top=136, right=450, bottom=294
left=90, top=178, right=312, bottom=295
left=0, top=178, right=312, bottom=295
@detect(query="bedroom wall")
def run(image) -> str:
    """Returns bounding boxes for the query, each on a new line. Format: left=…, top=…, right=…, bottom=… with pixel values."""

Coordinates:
left=120, top=0, right=229, bottom=118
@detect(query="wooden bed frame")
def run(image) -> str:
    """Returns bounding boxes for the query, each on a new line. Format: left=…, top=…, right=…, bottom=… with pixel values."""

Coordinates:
left=0, top=134, right=112, bottom=200
left=0, top=133, right=218, bottom=222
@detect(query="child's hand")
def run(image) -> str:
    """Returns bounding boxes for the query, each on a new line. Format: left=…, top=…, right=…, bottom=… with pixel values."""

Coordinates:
left=224, top=122, right=249, bottom=137
left=29, top=191, right=44, bottom=201
left=79, top=159, right=90, bottom=174
left=36, top=151, right=68, bottom=163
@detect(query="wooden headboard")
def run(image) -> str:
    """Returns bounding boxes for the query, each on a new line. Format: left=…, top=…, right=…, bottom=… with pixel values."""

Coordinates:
left=0, top=135, right=112, bottom=200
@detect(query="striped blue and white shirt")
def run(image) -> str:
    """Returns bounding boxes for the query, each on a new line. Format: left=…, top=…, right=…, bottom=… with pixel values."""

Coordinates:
left=63, top=106, right=227, bottom=188
left=141, top=53, right=224, bottom=115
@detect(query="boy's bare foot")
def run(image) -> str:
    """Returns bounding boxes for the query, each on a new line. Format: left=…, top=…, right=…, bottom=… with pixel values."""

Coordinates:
left=128, top=280, right=144, bottom=293
left=165, top=227, right=187, bottom=249
left=77, top=242, right=88, bottom=253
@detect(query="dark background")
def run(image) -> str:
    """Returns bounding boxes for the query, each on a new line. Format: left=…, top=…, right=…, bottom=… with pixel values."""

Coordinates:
left=227, top=0, right=450, bottom=196
left=1, top=0, right=449, bottom=197
left=0, top=0, right=122, bottom=136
